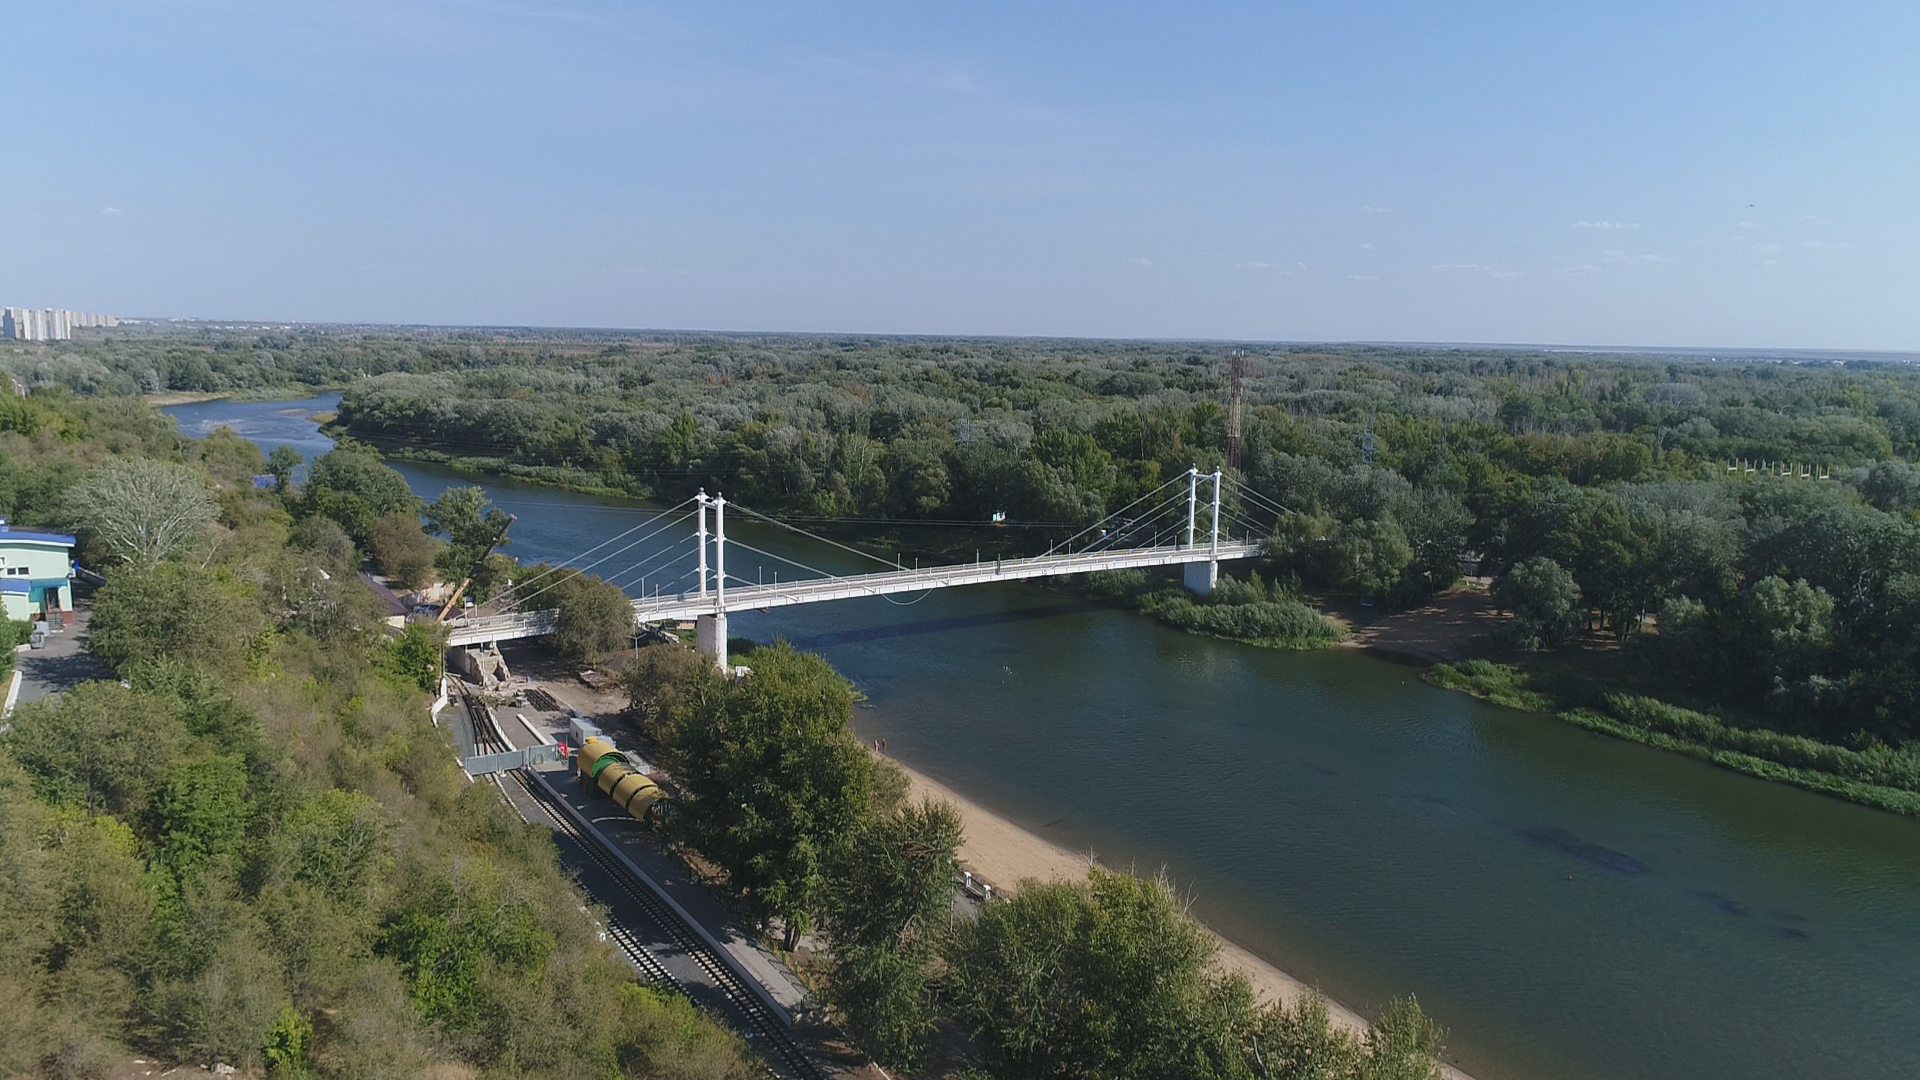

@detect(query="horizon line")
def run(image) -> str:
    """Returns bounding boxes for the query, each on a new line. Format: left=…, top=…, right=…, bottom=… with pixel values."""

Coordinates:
left=70, top=317, right=1920, bottom=363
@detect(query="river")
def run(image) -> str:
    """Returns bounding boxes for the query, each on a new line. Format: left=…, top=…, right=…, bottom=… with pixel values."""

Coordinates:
left=168, top=395, right=1920, bottom=1080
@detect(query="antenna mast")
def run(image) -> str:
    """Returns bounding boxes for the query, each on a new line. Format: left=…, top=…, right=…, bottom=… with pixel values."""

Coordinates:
left=1226, top=350, right=1247, bottom=472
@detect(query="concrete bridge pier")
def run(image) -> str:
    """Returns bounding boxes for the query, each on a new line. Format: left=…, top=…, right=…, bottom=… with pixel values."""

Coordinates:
left=696, top=612, right=729, bottom=670
left=1183, top=560, right=1218, bottom=597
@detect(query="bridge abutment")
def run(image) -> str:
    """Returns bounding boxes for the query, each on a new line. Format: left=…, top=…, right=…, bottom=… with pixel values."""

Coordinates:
left=696, top=612, right=729, bottom=670
left=1183, top=559, right=1218, bottom=597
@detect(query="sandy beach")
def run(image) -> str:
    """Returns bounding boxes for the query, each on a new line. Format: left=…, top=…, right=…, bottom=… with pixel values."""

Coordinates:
left=895, top=758, right=1476, bottom=1080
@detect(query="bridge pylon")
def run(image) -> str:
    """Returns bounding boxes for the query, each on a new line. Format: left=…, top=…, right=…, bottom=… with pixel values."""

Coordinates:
left=696, top=493, right=731, bottom=671
left=1181, top=466, right=1223, bottom=597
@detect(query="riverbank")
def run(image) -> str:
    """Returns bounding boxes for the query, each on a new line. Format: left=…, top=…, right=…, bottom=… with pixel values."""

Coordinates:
left=1428, top=659, right=1920, bottom=818
left=890, top=757, right=1476, bottom=1080
left=320, top=431, right=645, bottom=499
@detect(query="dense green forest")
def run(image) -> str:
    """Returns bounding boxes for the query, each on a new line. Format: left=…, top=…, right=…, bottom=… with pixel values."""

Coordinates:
left=14, top=325, right=1920, bottom=750
left=0, top=390, right=759, bottom=1078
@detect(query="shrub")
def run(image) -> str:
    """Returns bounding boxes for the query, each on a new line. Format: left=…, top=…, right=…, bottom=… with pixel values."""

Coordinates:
left=1598, top=694, right=1920, bottom=794
left=1136, top=589, right=1343, bottom=648
left=1079, top=568, right=1148, bottom=599
left=1426, top=660, right=1554, bottom=712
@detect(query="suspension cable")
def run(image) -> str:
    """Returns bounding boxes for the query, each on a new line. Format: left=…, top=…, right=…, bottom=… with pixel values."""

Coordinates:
left=603, top=534, right=701, bottom=591
left=717, top=536, right=845, bottom=584
left=1050, top=474, right=1189, bottom=552
left=1231, top=480, right=1297, bottom=519
left=1076, top=490, right=1190, bottom=552
left=504, top=507, right=696, bottom=610
left=485, top=497, right=696, bottom=600
left=728, top=504, right=901, bottom=571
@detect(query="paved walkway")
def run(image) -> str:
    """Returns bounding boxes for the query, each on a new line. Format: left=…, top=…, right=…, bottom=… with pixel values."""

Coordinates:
left=13, top=608, right=116, bottom=708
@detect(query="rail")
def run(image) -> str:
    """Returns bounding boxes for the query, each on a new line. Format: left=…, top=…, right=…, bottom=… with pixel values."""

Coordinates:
left=461, top=692, right=825, bottom=1080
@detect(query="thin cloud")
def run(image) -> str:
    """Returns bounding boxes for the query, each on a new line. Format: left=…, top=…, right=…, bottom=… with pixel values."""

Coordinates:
left=100, top=207, right=123, bottom=216
left=1559, top=264, right=1605, bottom=275
left=1237, top=262, right=1276, bottom=269
left=1431, top=263, right=1520, bottom=278
left=1575, top=221, right=1640, bottom=230
left=1346, top=274, right=1379, bottom=281
left=1360, top=205, right=1391, bottom=214
left=1802, top=240, right=1852, bottom=250
left=1734, top=221, right=1761, bottom=230
left=1128, top=257, right=1153, bottom=266
left=1358, top=243, right=1375, bottom=250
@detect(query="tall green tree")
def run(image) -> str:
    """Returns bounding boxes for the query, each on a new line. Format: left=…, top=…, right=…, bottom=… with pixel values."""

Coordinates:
left=1492, top=556, right=1583, bottom=651
left=369, top=510, right=441, bottom=589
left=541, top=569, right=634, bottom=661
left=942, top=867, right=1247, bottom=1080
left=1331, top=517, right=1413, bottom=599
left=658, top=643, right=874, bottom=947
left=426, top=485, right=512, bottom=589
left=265, top=444, right=303, bottom=493
left=822, top=799, right=962, bottom=1068
left=301, top=444, right=418, bottom=543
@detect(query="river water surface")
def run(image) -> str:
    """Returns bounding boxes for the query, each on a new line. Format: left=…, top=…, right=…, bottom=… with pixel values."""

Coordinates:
left=169, top=396, right=1920, bottom=1080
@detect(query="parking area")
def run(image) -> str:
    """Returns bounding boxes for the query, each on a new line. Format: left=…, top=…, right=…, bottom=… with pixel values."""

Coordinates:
left=12, top=606, right=116, bottom=710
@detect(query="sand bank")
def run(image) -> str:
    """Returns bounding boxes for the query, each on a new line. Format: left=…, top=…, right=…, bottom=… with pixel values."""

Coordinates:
left=894, top=758, right=1476, bottom=1080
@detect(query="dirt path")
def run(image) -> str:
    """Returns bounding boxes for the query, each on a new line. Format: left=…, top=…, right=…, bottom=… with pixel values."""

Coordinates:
left=1336, top=580, right=1502, bottom=665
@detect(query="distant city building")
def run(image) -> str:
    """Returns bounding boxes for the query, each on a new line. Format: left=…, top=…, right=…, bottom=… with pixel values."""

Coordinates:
left=1, top=307, right=118, bottom=341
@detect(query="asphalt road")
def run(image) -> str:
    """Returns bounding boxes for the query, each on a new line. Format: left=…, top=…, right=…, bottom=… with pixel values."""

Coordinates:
left=13, top=608, right=116, bottom=708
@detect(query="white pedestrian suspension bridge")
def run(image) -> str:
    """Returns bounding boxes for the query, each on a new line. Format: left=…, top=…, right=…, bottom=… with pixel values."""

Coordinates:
left=448, top=467, right=1287, bottom=667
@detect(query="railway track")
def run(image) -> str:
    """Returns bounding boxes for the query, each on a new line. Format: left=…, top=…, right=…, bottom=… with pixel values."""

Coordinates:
left=463, top=692, right=828, bottom=1080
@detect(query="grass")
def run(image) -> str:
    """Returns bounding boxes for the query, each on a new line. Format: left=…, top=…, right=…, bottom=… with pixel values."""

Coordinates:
left=1560, top=703, right=1920, bottom=816
left=1071, top=569, right=1346, bottom=651
left=1426, top=659, right=1554, bottom=711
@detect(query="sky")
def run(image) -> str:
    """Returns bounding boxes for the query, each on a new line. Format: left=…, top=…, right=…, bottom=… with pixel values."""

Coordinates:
left=2, top=0, right=1916, bottom=349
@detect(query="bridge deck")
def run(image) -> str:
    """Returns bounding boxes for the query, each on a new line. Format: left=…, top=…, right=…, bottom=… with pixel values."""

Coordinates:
left=447, top=541, right=1261, bottom=646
